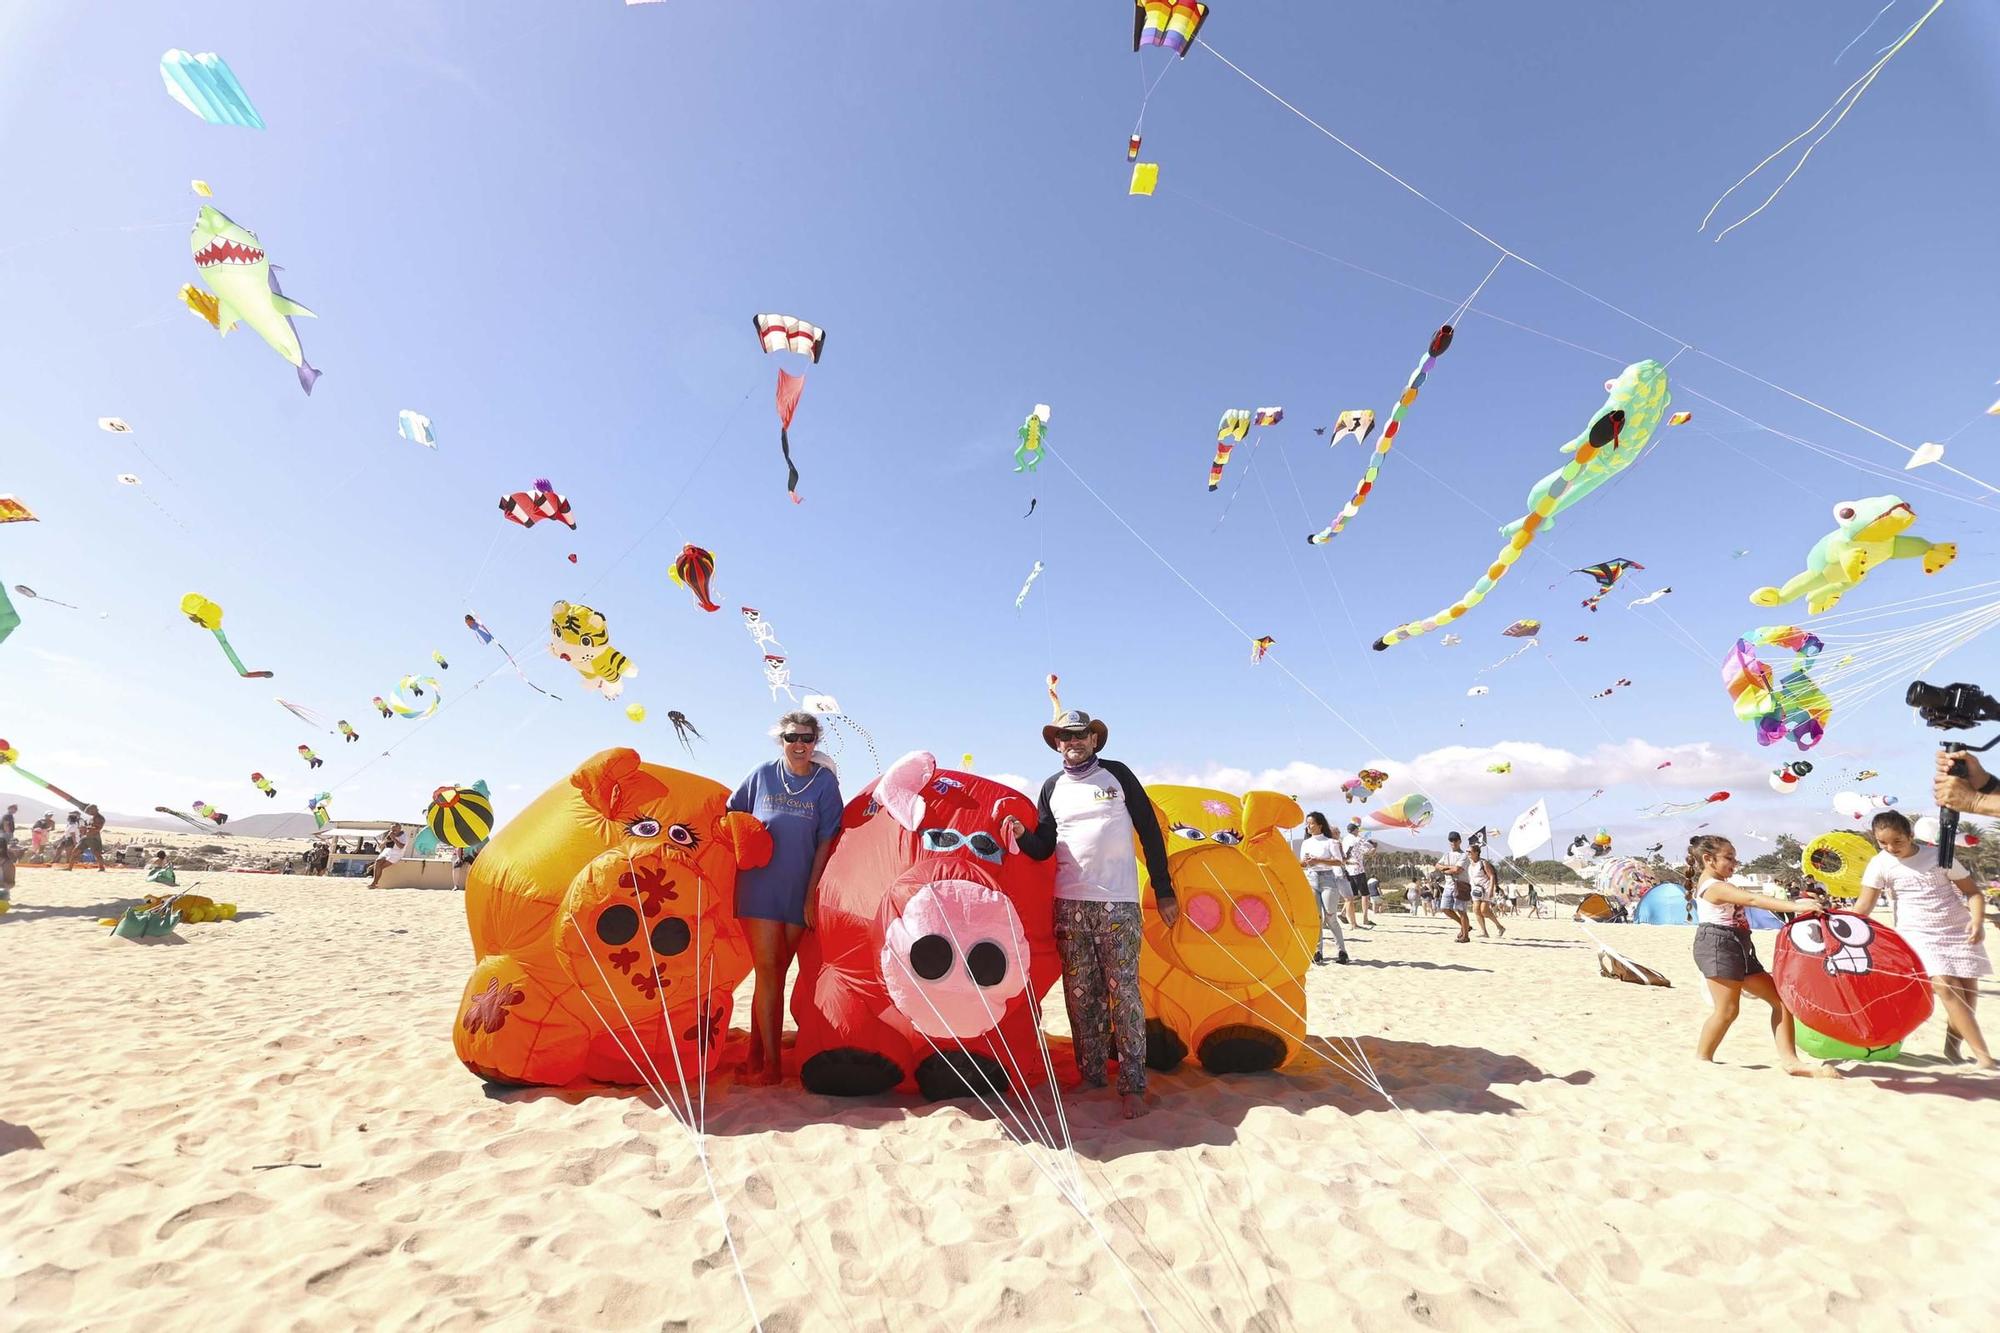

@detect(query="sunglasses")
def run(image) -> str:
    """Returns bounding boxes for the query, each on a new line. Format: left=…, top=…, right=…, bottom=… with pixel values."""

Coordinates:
left=780, top=732, right=817, bottom=744
left=1056, top=729, right=1092, bottom=741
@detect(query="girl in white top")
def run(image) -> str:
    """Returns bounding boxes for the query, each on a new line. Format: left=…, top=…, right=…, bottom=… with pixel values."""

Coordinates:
left=1684, top=835, right=1835, bottom=1077
left=1858, top=811, right=1993, bottom=1069
left=1296, top=812, right=1349, bottom=965
left=1464, top=845, right=1506, bottom=939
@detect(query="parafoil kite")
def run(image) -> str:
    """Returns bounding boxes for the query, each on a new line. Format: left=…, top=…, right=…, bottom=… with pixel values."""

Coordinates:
left=0, top=495, right=38, bottom=524
left=452, top=748, right=773, bottom=1087
left=1774, top=912, right=1932, bottom=1050
left=251, top=772, right=276, bottom=798
left=1250, top=634, right=1275, bottom=664
left=1502, top=619, right=1540, bottom=638
left=1769, top=759, right=1812, bottom=794
left=184, top=206, right=319, bottom=394
left=670, top=544, right=720, bottom=613
left=1014, top=560, right=1044, bottom=611
left=389, top=674, right=441, bottom=719
left=1750, top=495, right=1956, bottom=615
left=1340, top=769, right=1387, bottom=803
left=398, top=410, right=435, bottom=448
left=1253, top=406, right=1284, bottom=427
left=790, top=752, right=1057, bottom=1096
left=1309, top=324, right=1454, bottom=544
left=1134, top=1, right=1208, bottom=55
left=1015, top=404, right=1049, bottom=472
left=1370, top=792, right=1433, bottom=830
left=1138, top=785, right=1315, bottom=1074
left=160, top=50, right=263, bottom=128
left=296, top=745, right=322, bottom=769
left=1326, top=410, right=1376, bottom=447
left=1573, top=557, right=1643, bottom=612
left=499, top=479, right=574, bottom=530
left=1208, top=410, right=1250, bottom=491
left=180, top=593, right=273, bottom=679
left=754, top=314, right=824, bottom=502
left=549, top=600, right=635, bottom=700
left=1373, top=360, right=1671, bottom=649
left=1721, top=624, right=1828, bottom=749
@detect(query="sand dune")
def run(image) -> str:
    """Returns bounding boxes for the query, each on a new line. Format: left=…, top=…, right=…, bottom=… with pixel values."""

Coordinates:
left=3, top=868, right=1994, bottom=1330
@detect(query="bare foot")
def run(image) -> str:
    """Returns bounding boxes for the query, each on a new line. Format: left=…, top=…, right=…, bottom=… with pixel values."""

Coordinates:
left=746, top=1064, right=783, bottom=1088
left=1785, top=1062, right=1843, bottom=1079
left=1973, top=1055, right=1997, bottom=1071
left=1120, top=1093, right=1148, bottom=1119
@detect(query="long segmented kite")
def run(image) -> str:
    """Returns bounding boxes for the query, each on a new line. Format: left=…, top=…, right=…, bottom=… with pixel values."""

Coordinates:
left=180, top=592, right=274, bottom=678
left=1309, top=324, right=1454, bottom=544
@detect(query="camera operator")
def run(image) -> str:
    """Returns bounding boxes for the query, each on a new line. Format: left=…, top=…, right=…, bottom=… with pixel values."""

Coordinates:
left=1934, top=749, right=2000, bottom=817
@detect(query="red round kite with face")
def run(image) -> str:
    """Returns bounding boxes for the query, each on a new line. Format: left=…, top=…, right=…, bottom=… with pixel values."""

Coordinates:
left=1773, top=910, right=1932, bottom=1050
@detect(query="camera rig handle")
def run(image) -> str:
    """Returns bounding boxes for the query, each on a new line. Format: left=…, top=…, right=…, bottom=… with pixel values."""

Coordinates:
left=1936, top=732, right=2000, bottom=872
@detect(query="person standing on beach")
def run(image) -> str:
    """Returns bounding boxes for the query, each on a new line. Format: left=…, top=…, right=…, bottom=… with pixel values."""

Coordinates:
left=1465, top=843, right=1507, bottom=939
left=66, top=805, right=106, bottom=872
left=31, top=814, right=50, bottom=857
left=729, top=710, right=843, bottom=1087
left=1297, top=811, right=1350, bottom=965
left=1684, top=834, right=1837, bottom=1077
left=1, top=804, right=15, bottom=845
left=1343, top=819, right=1380, bottom=927
left=1006, top=709, right=1176, bottom=1120
left=1435, top=831, right=1473, bottom=943
left=1857, top=811, right=1994, bottom=1069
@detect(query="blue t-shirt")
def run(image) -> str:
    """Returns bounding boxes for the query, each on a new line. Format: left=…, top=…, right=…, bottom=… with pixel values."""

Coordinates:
left=729, top=760, right=842, bottom=924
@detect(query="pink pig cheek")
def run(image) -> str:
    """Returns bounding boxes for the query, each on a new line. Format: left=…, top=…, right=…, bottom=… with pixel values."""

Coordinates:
left=1185, top=893, right=1224, bottom=934
left=1231, top=896, right=1272, bottom=937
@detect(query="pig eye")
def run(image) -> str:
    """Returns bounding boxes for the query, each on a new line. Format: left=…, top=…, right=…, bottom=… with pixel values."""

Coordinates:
left=1211, top=829, right=1242, bottom=845
left=664, top=823, right=700, bottom=849
left=1171, top=824, right=1206, bottom=842
left=1787, top=920, right=1827, bottom=954
left=909, top=934, right=953, bottom=980
left=627, top=818, right=662, bottom=839
left=1827, top=915, right=1874, bottom=948
left=967, top=941, right=1008, bottom=987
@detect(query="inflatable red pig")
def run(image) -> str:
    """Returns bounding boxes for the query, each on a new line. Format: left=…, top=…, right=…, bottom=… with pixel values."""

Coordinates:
left=791, top=751, right=1058, bottom=1099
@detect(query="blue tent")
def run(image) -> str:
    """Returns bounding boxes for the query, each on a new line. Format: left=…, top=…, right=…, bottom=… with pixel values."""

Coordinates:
left=1633, top=881, right=1690, bottom=925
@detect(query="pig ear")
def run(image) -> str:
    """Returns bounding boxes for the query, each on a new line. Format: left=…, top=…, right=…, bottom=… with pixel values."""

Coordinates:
left=875, top=751, right=937, bottom=831
left=570, top=748, right=647, bottom=821
left=1242, top=790, right=1303, bottom=842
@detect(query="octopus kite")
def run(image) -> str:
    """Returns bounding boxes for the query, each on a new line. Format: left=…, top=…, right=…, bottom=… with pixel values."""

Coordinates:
left=668, top=709, right=702, bottom=757
left=1374, top=359, right=1671, bottom=649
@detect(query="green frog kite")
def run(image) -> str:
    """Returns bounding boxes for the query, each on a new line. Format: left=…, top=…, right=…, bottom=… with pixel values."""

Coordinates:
left=1750, top=495, right=1956, bottom=615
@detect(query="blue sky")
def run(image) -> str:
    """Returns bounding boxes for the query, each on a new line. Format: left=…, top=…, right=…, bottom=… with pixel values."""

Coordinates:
left=3, top=2, right=1998, bottom=855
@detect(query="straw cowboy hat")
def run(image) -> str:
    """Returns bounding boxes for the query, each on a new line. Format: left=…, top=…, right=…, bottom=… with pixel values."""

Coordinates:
left=1042, top=709, right=1109, bottom=751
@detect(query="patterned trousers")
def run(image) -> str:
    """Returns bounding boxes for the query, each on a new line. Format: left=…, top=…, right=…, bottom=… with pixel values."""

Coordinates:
left=1054, top=899, right=1147, bottom=1096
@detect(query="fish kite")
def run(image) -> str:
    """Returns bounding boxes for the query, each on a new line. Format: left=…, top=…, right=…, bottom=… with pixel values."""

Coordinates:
left=1573, top=558, right=1643, bottom=612
left=251, top=772, right=276, bottom=798
left=1326, top=410, right=1376, bottom=448
left=1015, top=560, right=1045, bottom=611
left=499, top=479, right=575, bottom=530
left=1750, top=495, right=1955, bottom=615
left=180, top=593, right=273, bottom=678
left=1374, top=360, right=1672, bottom=649
left=0, top=495, right=37, bottom=524
left=670, top=544, right=721, bottom=613
left=1371, top=792, right=1434, bottom=830
left=398, top=410, right=436, bottom=448
left=184, top=206, right=319, bottom=394
left=338, top=720, right=358, bottom=742
left=1015, top=404, right=1049, bottom=473
left=1639, top=792, right=1730, bottom=817
left=1310, top=324, right=1455, bottom=543
left=1629, top=586, right=1673, bottom=607
left=296, top=745, right=322, bottom=769
left=1667, top=411, right=1693, bottom=427
left=160, top=50, right=264, bottom=129
left=1250, top=634, right=1275, bottom=664
left=1208, top=410, right=1250, bottom=491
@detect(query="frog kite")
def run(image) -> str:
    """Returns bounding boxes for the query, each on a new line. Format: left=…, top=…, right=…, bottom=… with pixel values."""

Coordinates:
left=1751, top=495, right=1956, bottom=615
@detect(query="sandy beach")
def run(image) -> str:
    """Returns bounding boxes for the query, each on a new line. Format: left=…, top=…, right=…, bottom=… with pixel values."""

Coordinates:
left=3, top=867, right=1995, bottom=1332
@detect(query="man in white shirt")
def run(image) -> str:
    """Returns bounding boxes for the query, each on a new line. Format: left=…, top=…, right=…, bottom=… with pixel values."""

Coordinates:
left=1008, top=710, right=1175, bottom=1119
left=1343, top=820, right=1379, bottom=924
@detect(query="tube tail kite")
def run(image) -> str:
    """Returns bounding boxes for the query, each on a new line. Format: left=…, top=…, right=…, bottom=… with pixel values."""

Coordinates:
left=180, top=593, right=273, bottom=678
left=1208, top=410, right=1250, bottom=491
left=0, top=741, right=90, bottom=811
left=1310, top=325, right=1454, bottom=544
left=775, top=369, right=806, bottom=503
left=1373, top=360, right=1671, bottom=650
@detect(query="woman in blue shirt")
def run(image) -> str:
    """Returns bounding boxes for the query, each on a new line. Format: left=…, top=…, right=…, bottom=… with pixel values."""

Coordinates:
left=729, top=710, right=843, bottom=1086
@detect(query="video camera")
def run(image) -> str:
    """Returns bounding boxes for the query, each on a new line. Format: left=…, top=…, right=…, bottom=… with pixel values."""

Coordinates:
left=1907, top=679, right=2000, bottom=870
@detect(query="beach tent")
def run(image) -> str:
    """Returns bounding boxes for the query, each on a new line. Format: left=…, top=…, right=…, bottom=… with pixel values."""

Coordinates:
left=1632, top=881, right=1690, bottom=925
left=1573, top=893, right=1619, bottom=922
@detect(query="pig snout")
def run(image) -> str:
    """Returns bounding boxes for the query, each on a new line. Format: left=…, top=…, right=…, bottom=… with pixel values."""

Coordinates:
left=881, top=877, right=1030, bottom=1040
